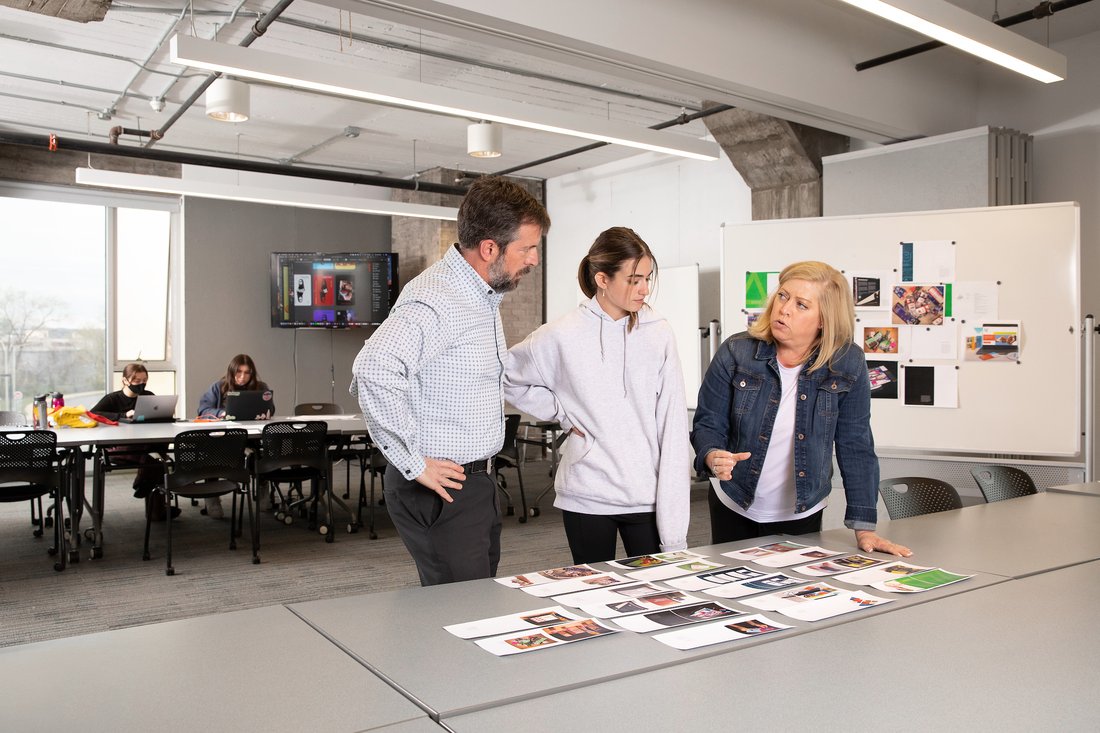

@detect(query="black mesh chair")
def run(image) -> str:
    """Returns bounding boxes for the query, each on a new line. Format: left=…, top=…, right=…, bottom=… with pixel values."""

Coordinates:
left=878, top=476, right=963, bottom=520
left=255, top=421, right=342, bottom=542
left=495, top=414, right=530, bottom=522
left=970, top=465, right=1039, bottom=503
left=144, top=428, right=255, bottom=576
left=354, top=438, right=388, bottom=540
left=294, top=402, right=358, bottom=502
left=0, top=411, right=48, bottom=538
left=0, top=429, right=66, bottom=571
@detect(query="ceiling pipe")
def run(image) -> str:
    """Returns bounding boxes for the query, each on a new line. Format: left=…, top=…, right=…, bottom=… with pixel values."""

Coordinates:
left=145, top=0, right=298, bottom=147
left=0, top=130, right=470, bottom=196
left=855, top=0, right=1093, bottom=72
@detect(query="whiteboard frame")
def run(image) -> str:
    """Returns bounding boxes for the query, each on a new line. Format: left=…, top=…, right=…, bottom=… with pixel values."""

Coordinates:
left=648, top=263, right=701, bottom=410
left=719, top=203, right=1081, bottom=458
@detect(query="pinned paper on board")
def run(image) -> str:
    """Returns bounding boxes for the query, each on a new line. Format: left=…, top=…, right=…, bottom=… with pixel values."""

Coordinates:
left=849, top=270, right=892, bottom=310
left=900, top=240, right=956, bottom=283
left=745, top=271, right=779, bottom=309
left=964, top=322, right=1021, bottom=363
left=952, top=281, right=999, bottom=321
left=902, top=364, right=958, bottom=408
left=892, top=284, right=949, bottom=326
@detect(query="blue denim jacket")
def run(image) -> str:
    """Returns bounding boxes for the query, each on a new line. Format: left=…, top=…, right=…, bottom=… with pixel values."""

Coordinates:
left=691, top=333, right=878, bottom=530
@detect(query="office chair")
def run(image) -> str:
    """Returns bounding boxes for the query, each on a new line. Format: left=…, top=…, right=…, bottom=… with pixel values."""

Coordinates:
left=0, top=429, right=66, bottom=571
left=144, top=428, right=255, bottom=576
left=255, top=420, right=345, bottom=542
left=878, top=476, right=963, bottom=520
left=495, top=414, right=530, bottom=522
left=293, top=402, right=358, bottom=502
left=0, top=410, right=48, bottom=537
left=354, top=438, right=388, bottom=540
left=970, top=465, right=1039, bottom=503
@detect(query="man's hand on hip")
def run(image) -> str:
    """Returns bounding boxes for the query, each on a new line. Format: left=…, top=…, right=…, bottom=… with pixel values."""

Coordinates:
left=416, top=458, right=466, bottom=502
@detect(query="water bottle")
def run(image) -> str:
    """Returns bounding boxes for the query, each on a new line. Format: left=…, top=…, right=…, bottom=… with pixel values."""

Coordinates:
left=33, top=394, right=49, bottom=430
left=51, top=392, right=65, bottom=410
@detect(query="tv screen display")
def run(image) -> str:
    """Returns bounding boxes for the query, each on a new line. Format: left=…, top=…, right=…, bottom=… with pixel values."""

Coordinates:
left=271, top=251, right=398, bottom=328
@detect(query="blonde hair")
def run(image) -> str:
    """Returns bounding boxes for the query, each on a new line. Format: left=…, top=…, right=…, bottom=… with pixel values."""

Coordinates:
left=747, top=261, right=854, bottom=373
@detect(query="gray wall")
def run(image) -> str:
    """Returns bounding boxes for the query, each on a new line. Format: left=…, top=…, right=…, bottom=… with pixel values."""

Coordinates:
left=182, top=198, right=391, bottom=415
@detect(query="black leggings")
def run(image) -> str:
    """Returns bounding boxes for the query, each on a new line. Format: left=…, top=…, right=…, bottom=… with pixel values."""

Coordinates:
left=561, top=510, right=661, bottom=564
left=708, top=489, right=824, bottom=544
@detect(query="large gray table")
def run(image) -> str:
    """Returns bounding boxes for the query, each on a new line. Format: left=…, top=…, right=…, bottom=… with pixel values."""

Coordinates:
left=0, top=604, right=429, bottom=733
left=444, top=560, right=1100, bottom=732
left=289, top=535, right=1002, bottom=720
left=1047, top=481, right=1100, bottom=497
left=817, top=491, right=1100, bottom=578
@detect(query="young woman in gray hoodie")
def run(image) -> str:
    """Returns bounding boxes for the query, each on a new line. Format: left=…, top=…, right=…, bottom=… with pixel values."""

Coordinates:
left=504, top=227, right=691, bottom=563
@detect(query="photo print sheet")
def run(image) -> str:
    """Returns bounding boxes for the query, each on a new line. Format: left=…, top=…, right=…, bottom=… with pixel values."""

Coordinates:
left=892, top=284, right=948, bottom=326
left=794, top=554, right=886, bottom=577
left=626, top=558, right=725, bottom=582
left=444, top=606, right=584, bottom=640
left=666, top=566, right=766, bottom=591
left=607, top=550, right=705, bottom=570
left=722, top=541, right=810, bottom=562
left=474, top=618, right=619, bottom=656
left=902, top=364, right=958, bottom=408
left=849, top=270, right=892, bottom=310
left=615, top=601, right=744, bottom=633
left=834, top=561, right=932, bottom=586
left=653, top=613, right=792, bottom=651
left=745, top=271, right=780, bottom=309
left=871, top=568, right=973, bottom=593
left=580, top=589, right=705, bottom=619
left=753, top=546, right=843, bottom=568
left=550, top=582, right=666, bottom=608
left=702, top=572, right=806, bottom=600
left=862, top=325, right=900, bottom=358
left=495, top=564, right=601, bottom=590
left=522, top=572, right=635, bottom=598
left=963, top=322, right=1021, bottom=363
left=867, top=360, right=900, bottom=400
left=743, top=583, right=894, bottom=621
left=900, top=240, right=956, bottom=283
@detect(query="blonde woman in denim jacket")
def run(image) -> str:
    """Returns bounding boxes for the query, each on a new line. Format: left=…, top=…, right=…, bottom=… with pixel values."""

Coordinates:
left=692, top=261, right=911, bottom=557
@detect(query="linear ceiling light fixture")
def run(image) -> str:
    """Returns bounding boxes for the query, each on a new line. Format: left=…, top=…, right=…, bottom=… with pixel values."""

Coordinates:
left=170, top=35, right=720, bottom=161
left=74, top=168, right=459, bottom=221
left=838, top=0, right=1066, bottom=83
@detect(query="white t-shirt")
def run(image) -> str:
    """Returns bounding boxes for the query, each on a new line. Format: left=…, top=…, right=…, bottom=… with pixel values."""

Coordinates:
left=712, top=360, right=827, bottom=522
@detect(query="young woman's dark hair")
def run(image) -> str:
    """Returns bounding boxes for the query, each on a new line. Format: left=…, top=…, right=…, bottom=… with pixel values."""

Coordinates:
left=122, top=362, right=148, bottom=381
left=577, top=227, right=658, bottom=332
left=219, top=353, right=262, bottom=400
left=457, top=176, right=551, bottom=251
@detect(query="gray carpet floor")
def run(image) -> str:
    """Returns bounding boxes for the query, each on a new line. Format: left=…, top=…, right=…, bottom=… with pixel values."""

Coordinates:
left=0, top=460, right=713, bottom=648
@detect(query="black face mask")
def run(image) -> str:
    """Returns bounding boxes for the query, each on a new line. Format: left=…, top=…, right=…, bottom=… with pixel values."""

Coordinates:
left=128, top=383, right=147, bottom=395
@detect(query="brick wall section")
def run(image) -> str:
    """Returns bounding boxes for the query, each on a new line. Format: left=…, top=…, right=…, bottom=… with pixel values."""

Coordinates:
left=392, top=169, right=545, bottom=347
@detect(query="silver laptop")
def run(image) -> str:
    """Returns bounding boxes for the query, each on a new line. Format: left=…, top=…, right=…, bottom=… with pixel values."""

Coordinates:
left=119, top=394, right=178, bottom=423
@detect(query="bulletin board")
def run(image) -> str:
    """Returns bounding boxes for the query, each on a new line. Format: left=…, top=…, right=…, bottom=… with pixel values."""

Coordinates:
left=720, top=203, right=1081, bottom=457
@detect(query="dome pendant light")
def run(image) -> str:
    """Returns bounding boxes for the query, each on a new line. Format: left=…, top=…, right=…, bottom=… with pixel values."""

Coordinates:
left=467, top=121, right=503, bottom=158
left=206, top=77, right=250, bottom=122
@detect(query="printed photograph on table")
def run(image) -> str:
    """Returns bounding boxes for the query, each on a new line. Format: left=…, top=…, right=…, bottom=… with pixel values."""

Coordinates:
left=615, top=601, right=742, bottom=633
left=551, top=582, right=663, bottom=607
left=743, top=582, right=894, bottom=621
left=581, top=589, right=703, bottom=619
left=862, top=326, right=899, bottom=355
left=608, top=550, right=704, bottom=570
left=444, top=606, right=583, bottom=639
left=506, top=634, right=556, bottom=651
left=703, top=572, right=805, bottom=600
left=891, top=285, right=948, bottom=326
left=474, top=618, right=619, bottom=656
left=653, top=613, right=793, bottom=650
left=543, top=618, right=617, bottom=641
left=723, top=541, right=808, bottom=562
left=871, top=568, right=972, bottom=593
left=667, top=566, right=765, bottom=591
left=796, top=554, right=885, bottom=576
left=867, top=361, right=899, bottom=400
left=963, top=322, right=1021, bottom=363
left=525, top=573, right=633, bottom=597
left=753, top=546, right=842, bottom=568
left=839, top=562, right=932, bottom=586
left=627, top=559, right=725, bottom=582
left=495, top=564, right=600, bottom=589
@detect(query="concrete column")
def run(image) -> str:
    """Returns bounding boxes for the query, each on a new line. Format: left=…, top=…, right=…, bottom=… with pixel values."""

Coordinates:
left=702, top=106, right=848, bottom=219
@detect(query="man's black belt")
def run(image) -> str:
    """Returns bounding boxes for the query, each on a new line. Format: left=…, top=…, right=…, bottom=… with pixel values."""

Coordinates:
left=461, top=458, right=494, bottom=475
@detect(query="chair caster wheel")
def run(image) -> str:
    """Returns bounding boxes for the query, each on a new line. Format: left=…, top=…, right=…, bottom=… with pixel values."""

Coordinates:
left=90, top=547, right=103, bottom=560
left=44, top=517, right=54, bottom=528
left=47, top=546, right=58, bottom=556
left=34, top=529, right=44, bottom=538
left=347, top=524, right=358, bottom=534
left=68, top=550, right=80, bottom=564
left=252, top=557, right=261, bottom=564
left=505, top=506, right=514, bottom=516
left=325, top=533, right=335, bottom=544
left=84, top=529, right=95, bottom=541
left=319, top=524, right=330, bottom=536
left=53, top=562, right=64, bottom=572
left=143, top=553, right=151, bottom=561
left=529, top=507, right=540, bottom=517
left=519, top=515, right=527, bottom=524
left=166, top=568, right=175, bottom=576
left=283, top=515, right=293, bottom=526
left=369, top=532, right=378, bottom=540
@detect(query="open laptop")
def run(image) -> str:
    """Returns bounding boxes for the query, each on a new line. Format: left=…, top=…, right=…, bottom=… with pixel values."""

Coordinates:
left=224, top=390, right=275, bottom=421
left=119, top=394, right=179, bottom=423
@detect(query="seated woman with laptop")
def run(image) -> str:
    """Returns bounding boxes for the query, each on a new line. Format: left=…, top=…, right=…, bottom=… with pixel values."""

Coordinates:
left=90, top=362, right=179, bottom=521
left=196, top=354, right=275, bottom=518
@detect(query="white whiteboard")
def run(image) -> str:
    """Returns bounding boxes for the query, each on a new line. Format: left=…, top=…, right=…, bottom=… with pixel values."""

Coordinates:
left=649, top=264, right=701, bottom=409
left=720, top=203, right=1081, bottom=457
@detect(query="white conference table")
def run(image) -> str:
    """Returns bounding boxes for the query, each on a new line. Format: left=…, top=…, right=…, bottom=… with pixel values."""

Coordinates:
left=1046, top=481, right=1100, bottom=497
left=0, top=604, right=431, bottom=733
left=817, top=491, right=1100, bottom=578
left=47, top=415, right=368, bottom=562
left=289, top=535, right=1002, bottom=720
left=443, top=560, right=1100, bottom=732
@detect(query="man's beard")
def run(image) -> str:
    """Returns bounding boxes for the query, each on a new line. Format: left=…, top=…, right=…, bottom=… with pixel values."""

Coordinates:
left=487, top=255, right=532, bottom=293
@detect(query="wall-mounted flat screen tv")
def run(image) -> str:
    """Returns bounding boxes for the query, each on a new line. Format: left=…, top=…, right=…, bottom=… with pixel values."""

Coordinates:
left=271, top=251, right=398, bottom=328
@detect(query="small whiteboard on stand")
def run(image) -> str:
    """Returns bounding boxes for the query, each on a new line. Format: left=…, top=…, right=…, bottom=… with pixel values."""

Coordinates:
left=649, top=264, right=701, bottom=409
